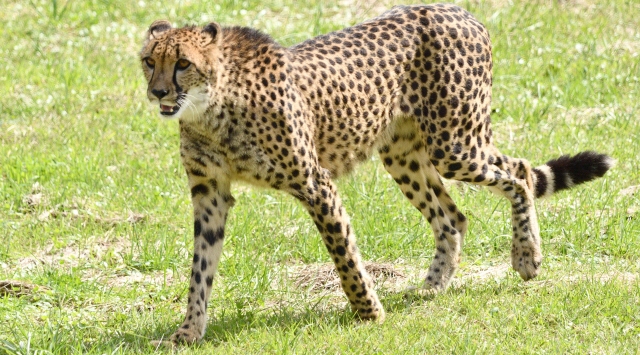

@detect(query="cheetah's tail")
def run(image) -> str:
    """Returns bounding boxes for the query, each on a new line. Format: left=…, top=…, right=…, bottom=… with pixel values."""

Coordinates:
left=531, top=151, right=614, bottom=198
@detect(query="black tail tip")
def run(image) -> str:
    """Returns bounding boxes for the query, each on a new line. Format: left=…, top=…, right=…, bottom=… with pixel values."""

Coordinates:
left=546, top=151, right=614, bottom=188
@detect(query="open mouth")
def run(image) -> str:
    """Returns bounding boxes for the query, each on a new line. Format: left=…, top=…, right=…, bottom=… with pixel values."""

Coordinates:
left=159, top=104, right=180, bottom=116
left=158, top=93, right=186, bottom=117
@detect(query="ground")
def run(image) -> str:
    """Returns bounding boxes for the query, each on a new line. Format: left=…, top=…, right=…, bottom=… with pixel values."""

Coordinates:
left=0, top=0, right=639, bottom=354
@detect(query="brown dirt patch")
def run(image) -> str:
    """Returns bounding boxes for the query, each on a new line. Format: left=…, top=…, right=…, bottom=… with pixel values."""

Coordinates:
left=292, top=261, right=637, bottom=295
left=292, top=262, right=515, bottom=294
left=293, top=262, right=406, bottom=292
left=0, top=280, right=50, bottom=298
left=14, top=237, right=132, bottom=271
left=7, top=236, right=180, bottom=290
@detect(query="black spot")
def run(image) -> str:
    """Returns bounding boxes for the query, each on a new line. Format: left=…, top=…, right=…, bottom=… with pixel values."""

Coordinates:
left=448, top=162, right=462, bottom=171
left=189, top=168, right=206, bottom=177
left=321, top=203, right=330, bottom=216
left=203, top=227, right=224, bottom=245
left=191, top=184, right=208, bottom=197
left=438, top=105, right=447, bottom=118
left=194, top=220, right=202, bottom=237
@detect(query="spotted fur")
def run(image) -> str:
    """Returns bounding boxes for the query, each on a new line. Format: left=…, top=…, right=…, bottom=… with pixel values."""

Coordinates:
left=139, top=4, right=612, bottom=344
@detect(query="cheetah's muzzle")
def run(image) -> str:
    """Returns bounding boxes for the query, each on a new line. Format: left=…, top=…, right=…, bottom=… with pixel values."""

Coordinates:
left=158, top=93, right=186, bottom=116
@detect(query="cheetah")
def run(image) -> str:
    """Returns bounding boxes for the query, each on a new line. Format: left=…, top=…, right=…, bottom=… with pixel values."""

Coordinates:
left=139, top=4, right=612, bottom=343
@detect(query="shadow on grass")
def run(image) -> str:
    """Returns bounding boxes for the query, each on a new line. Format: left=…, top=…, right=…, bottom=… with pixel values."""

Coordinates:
left=120, top=305, right=356, bottom=351
left=120, top=280, right=518, bottom=351
left=124, top=289, right=442, bottom=351
left=380, top=276, right=521, bottom=314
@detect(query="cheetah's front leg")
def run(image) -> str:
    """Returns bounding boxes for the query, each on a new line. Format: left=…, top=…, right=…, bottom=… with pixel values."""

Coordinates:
left=168, top=176, right=234, bottom=344
left=297, top=172, right=385, bottom=321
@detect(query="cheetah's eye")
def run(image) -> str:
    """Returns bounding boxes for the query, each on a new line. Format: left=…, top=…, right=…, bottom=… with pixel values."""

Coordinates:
left=176, top=59, right=191, bottom=70
left=144, top=57, right=155, bottom=69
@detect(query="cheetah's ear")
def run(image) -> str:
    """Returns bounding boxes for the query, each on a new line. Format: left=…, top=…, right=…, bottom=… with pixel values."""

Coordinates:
left=148, top=20, right=172, bottom=39
left=202, top=22, right=222, bottom=45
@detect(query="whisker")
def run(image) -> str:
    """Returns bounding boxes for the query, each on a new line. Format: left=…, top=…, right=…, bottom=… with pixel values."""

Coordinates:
left=178, top=93, right=198, bottom=116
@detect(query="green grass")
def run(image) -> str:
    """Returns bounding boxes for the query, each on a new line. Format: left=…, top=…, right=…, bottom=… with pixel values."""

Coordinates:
left=1, top=0, right=639, bottom=353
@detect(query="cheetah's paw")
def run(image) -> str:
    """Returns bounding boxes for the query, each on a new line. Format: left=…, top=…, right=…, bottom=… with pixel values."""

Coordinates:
left=511, top=245, right=542, bottom=281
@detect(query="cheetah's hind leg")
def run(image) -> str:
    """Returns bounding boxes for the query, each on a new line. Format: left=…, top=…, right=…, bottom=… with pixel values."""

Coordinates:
left=435, top=149, right=544, bottom=281
left=378, top=119, right=468, bottom=292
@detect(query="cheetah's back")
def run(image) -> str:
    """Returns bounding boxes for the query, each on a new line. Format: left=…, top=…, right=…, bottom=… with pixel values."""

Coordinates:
left=290, top=4, right=493, bottom=177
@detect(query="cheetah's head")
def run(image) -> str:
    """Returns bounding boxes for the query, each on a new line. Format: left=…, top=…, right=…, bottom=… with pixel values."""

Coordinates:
left=140, top=20, right=222, bottom=120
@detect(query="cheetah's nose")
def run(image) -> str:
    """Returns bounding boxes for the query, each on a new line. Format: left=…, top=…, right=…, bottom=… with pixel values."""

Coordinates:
left=151, top=89, right=170, bottom=99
